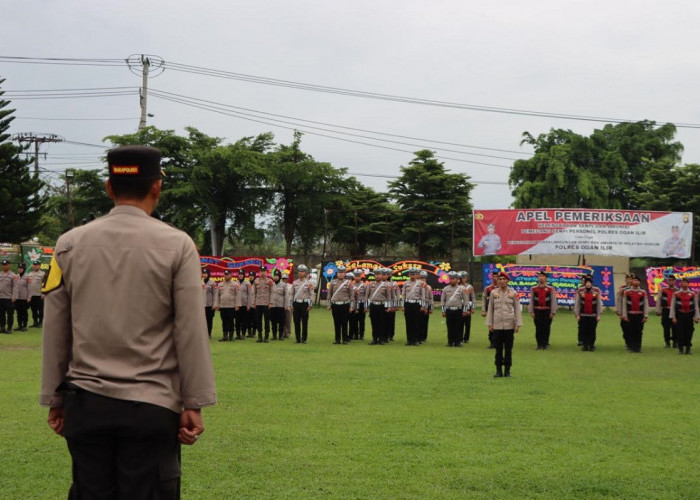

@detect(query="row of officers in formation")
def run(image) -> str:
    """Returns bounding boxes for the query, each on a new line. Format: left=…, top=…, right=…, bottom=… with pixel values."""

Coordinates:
left=0, top=259, right=46, bottom=333
left=202, top=265, right=699, bottom=376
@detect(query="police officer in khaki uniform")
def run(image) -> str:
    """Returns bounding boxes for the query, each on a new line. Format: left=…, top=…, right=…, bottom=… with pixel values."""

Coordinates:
left=291, top=264, right=315, bottom=343
left=216, top=270, right=241, bottom=341
left=282, top=272, right=293, bottom=339
left=270, top=270, right=291, bottom=340
left=486, top=272, right=523, bottom=377
left=12, top=261, right=30, bottom=331
left=201, top=268, right=217, bottom=338
left=403, top=268, right=427, bottom=346
left=327, top=265, right=353, bottom=344
left=441, top=271, right=469, bottom=347
left=40, top=145, right=216, bottom=499
left=27, top=260, right=45, bottom=327
left=0, top=259, right=16, bottom=333
left=252, top=267, right=275, bottom=342
left=238, top=269, right=253, bottom=338
left=349, top=270, right=368, bottom=340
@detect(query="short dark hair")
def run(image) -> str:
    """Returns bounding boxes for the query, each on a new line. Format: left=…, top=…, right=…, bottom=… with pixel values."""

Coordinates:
left=109, top=175, right=161, bottom=200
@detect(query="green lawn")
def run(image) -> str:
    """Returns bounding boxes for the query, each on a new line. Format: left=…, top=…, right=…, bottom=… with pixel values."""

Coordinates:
left=1, top=308, right=698, bottom=499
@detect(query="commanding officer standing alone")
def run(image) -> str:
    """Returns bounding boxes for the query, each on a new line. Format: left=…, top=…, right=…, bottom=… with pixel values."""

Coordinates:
left=486, top=272, right=522, bottom=378
left=40, top=146, right=216, bottom=498
left=27, top=260, right=45, bottom=328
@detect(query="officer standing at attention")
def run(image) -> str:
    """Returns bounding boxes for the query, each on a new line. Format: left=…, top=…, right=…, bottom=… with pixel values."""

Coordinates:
left=458, top=271, right=475, bottom=343
left=252, top=267, right=275, bottom=343
left=574, top=275, right=603, bottom=351
left=216, top=270, right=241, bottom=341
left=621, top=274, right=649, bottom=353
left=418, top=270, right=434, bottom=343
left=481, top=270, right=500, bottom=349
left=441, top=271, right=469, bottom=347
left=27, top=260, right=45, bottom=328
left=12, top=262, right=30, bottom=331
left=616, top=273, right=633, bottom=350
left=367, top=268, right=390, bottom=345
left=245, top=270, right=257, bottom=337
left=291, top=264, right=315, bottom=343
left=349, top=270, right=368, bottom=341
left=655, top=274, right=678, bottom=348
left=486, top=272, right=522, bottom=378
left=528, top=271, right=557, bottom=350
left=270, top=270, right=290, bottom=340
left=386, top=269, right=399, bottom=342
left=0, top=259, right=16, bottom=333
left=327, top=265, right=353, bottom=344
left=403, top=268, right=427, bottom=346
left=40, top=145, right=216, bottom=498
left=281, top=272, right=293, bottom=339
left=201, top=268, right=217, bottom=338
left=670, top=277, right=699, bottom=355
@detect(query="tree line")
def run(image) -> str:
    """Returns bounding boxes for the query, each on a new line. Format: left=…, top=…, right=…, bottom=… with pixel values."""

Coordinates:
left=1, top=79, right=698, bottom=263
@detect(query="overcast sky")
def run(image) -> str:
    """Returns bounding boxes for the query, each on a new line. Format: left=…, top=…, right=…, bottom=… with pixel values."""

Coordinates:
left=3, top=1, right=700, bottom=210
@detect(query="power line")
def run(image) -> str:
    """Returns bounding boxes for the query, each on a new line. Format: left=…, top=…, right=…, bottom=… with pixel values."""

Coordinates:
left=16, top=116, right=138, bottom=121
left=150, top=91, right=513, bottom=170
left=150, top=88, right=529, bottom=159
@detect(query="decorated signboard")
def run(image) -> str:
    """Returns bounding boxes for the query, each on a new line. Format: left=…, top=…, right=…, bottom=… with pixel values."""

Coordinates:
left=645, top=266, right=699, bottom=308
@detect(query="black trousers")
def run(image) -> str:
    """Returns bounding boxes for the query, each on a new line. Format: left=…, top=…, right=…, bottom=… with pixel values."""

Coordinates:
left=533, top=309, right=552, bottom=347
left=0, top=298, right=13, bottom=331
left=331, top=303, right=350, bottom=342
left=220, top=308, right=234, bottom=338
left=64, top=388, right=180, bottom=499
left=445, top=309, right=463, bottom=346
left=30, top=295, right=43, bottom=325
left=292, top=302, right=310, bottom=342
left=579, top=316, right=598, bottom=348
left=620, top=318, right=630, bottom=347
left=369, top=304, right=387, bottom=343
left=349, top=305, right=366, bottom=339
left=270, top=307, right=285, bottom=338
left=404, top=303, right=421, bottom=344
left=626, top=314, right=644, bottom=352
left=675, top=312, right=695, bottom=349
left=387, top=310, right=396, bottom=340
left=660, top=309, right=676, bottom=344
left=493, top=329, right=515, bottom=368
left=462, top=313, right=472, bottom=342
left=234, top=308, right=247, bottom=338
left=420, top=310, right=430, bottom=342
left=15, top=299, right=29, bottom=328
left=204, top=306, right=215, bottom=336
left=254, top=305, right=270, bottom=339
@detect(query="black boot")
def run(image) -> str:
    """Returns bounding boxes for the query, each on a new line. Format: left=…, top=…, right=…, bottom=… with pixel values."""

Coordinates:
left=686, top=346, right=691, bottom=355
left=493, top=366, right=503, bottom=378
left=504, top=367, right=511, bottom=377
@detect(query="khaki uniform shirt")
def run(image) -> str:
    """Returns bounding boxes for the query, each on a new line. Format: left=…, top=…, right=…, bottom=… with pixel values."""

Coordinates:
left=202, top=279, right=217, bottom=307
left=403, top=279, right=427, bottom=307
left=351, top=281, right=368, bottom=309
left=367, top=280, right=391, bottom=304
left=40, top=205, right=217, bottom=413
left=486, top=287, right=523, bottom=330
left=327, top=278, right=353, bottom=305
left=441, top=284, right=468, bottom=309
left=271, top=281, right=291, bottom=308
left=252, top=277, right=274, bottom=307
left=26, top=270, right=45, bottom=297
left=239, top=279, right=251, bottom=307
left=292, top=277, right=315, bottom=303
left=12, top=273, right=29, bottom=301
left=217, top=279, right=241, bottom=309
left=0, top=271, right=16, bottom=299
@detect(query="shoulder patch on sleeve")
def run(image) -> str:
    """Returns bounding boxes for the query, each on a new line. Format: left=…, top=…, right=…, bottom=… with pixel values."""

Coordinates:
left=41, top=255, right=63, bottom=293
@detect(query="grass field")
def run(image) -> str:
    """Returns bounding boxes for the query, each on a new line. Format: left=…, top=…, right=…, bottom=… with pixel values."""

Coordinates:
left=1, top=307, right=699, bottom=499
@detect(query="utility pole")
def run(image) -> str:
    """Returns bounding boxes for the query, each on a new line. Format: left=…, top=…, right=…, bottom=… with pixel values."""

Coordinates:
left=138, top=55, right=150, bottom=130
left=127, top=54, right=164, bottom=131
left=12, top=133, right=63, bottom=177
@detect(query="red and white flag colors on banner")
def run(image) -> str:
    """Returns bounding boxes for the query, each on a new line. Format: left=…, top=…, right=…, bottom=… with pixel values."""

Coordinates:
left=473, top=209, right=693, bottom=258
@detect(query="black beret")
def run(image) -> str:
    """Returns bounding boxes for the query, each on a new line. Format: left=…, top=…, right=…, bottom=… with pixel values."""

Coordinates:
left=107, top=145, right=163, bottom=178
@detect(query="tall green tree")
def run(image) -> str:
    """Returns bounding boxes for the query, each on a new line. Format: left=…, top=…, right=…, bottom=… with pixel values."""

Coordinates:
left=0, top=79, right=44, bottom=243
left=510, top=121, right=683, bottom=209
left=267, top=131, right=349, bottom=256
left=191, top=133, right=273, bottom=255
left=326, top=179, right=399, bottom=258
left=388, top=150, right=474, bottom=260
